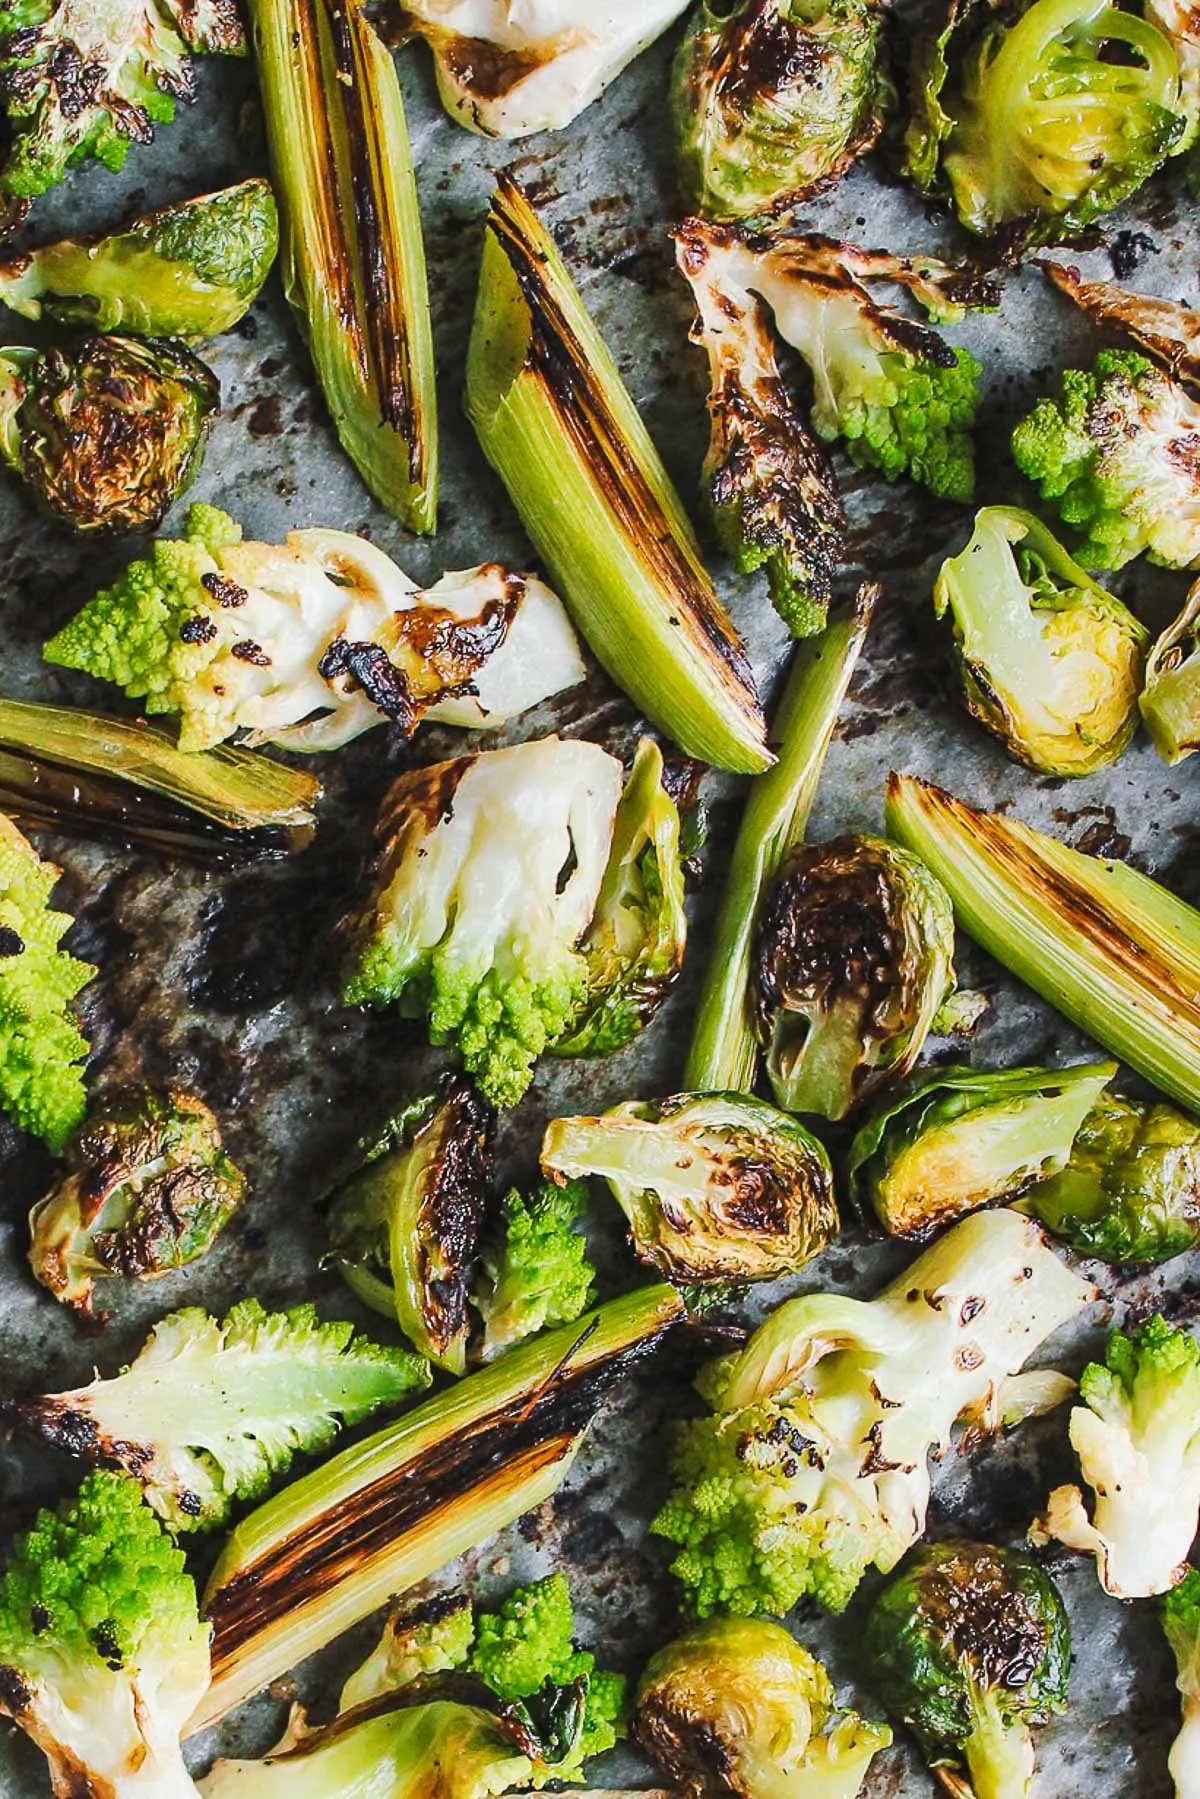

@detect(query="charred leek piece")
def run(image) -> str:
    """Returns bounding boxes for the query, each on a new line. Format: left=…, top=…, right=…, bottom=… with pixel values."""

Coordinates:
left=0, top=700, right=320, bottom=831
left=1141, top=577, right=1200, bottom=764
left=684, top=586, right=878, bottom=1092
left=248, top=0, right=437, bottom=532
left=466, top=176, right=770, bottom=775
left=192, top=1283, right=683, bottom=1731
left=887, top=774, right=1200, bottom=1114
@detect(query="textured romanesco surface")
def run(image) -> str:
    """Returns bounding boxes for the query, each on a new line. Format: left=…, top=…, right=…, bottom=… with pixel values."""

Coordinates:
left=475, top=1180, right=596, bottom=1360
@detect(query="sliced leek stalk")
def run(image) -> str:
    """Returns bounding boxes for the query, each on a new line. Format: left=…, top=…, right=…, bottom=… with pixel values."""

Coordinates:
left=248, top=0, right=437, bottom=531
left=465, top=176, right=771, bottom=774
left=192, top=1283, right=683, bottom=1730
left=887, top=773, right=1200, bottom=1114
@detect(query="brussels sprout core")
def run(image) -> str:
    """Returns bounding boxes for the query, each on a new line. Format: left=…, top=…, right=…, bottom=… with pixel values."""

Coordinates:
left=751, top=833, right=956, bottom=1120
left=542, top=1091, right=836, bottom=1283
left=865, top=1540, right=1071, bottom=1799
left=1142, top=578, right=1200, bottom=765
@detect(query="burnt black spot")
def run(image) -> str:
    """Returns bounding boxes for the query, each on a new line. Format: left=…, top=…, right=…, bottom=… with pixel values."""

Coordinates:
left=231, top=641, right=271, bottom=666
left=179, top=614, right=218, bottom=645
left=1109, top=230, right=1158, bottom=280
left=91, top=1622, right=123, bottom=1669
left=0, top=1664, right=32, bottom=1713
left=0, top=925, right=24, bottom=956
left=202, top=571, right=249, bottom=609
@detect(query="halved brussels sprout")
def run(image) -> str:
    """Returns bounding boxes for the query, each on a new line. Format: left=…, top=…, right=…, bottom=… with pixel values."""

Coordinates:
left=1141, top=577, right=1200, bottom=765
left=636, top=1617, right=891, bottom=1797
left=750, top=833, right=956, bottom=1120
left=1025, top=1090, right=1200, bottom=1263
left=935, top=507, right=1147, bottom=776
left=847, top=1060, right=1116, bottom=1238
left=541, top=1092, right=836, bottom=1284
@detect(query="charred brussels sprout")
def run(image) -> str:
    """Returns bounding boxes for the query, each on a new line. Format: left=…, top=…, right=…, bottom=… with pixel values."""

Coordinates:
left=751, top=834, right=956, bottom=1121
left=672, top=0, right=890, bottom=221
left=636, top=1617, right=891, bottom=1797
left=0, top=335, right=216, bottom=535
left=848, top=1060, right=1116, bottom=1239
left=904, top=0, right=1186, bottom=244
left=0, top=180, right=278, bottom=339
left=935, top=508, right=1147, bottom=777
left=27, top=1085, right=246, bottom=1315
left=1142, top=577, right=1200, bottom=764
left=327, top=1077, right=495, bottom=1375
left=865, top=1540, right=1070, bottom=1799
left=1025, top=1090, right=1200, bottom=1263
left=556, top=740, right=689, bottom=1056
left=541, top=1092, right=836, bottom=1285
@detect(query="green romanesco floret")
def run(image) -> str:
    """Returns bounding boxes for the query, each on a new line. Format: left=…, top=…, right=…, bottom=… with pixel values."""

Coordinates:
left=0, top=812, right=94, bottom=1150
left=1012, top=349, right=1200, bottom=570
left=0, top=1470, right=210, bottom=1798
left=339, top=1595, right=476, bottom=1713
left=1036, top=1313, right=1200, bottom=1597
left=12, top=1299, right=430, bottom=1530
left=430, top=956, right=589, bottom=1113
left=473, top=1180, right=596, bottom=1363
left=823, top=339, right=981, bottom=498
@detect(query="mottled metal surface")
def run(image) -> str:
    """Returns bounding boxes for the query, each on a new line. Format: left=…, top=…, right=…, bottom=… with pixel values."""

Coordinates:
left=0, top=16, right=1197, bottom=1798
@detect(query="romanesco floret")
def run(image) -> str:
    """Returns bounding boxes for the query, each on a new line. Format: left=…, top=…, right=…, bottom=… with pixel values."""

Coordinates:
left=342, top=738, right=623, bottom=1110
left=340, top=1595, right=476, bottom=1713
left=0, top=1470, right=210, bottom=1799
left=1164, top=1567, right=1200, bottom=1799
left=653, top=1209, right=1091, bottom=1619
left=1035, top=1312, right=1200, bottom=1597
left=473, top=1180, right=596, bottom=1363
left=1012, top=349, right=1200, bottom=570
left=11, top=1300, right=430, bottom=1531
left=0, top=812, right=93, bottom=1150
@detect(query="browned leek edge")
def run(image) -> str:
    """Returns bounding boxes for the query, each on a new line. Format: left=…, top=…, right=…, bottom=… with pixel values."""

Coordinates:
left=250, top=0, right=437, bottom=531
left=465, top=174, right=771, bottom=775
left=191, top=1284, right=683, bottom=1730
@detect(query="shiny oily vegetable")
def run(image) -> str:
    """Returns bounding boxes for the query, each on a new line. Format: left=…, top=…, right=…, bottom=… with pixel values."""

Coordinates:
left=751, top=832, right=956, bottom=1120
left=541, top=1091, right=836, bottom=1285
left=865, top=1540, right=1071, bottom=1799
left=1025, top=1090, right=1200, bottom=1263
left=672, top=0, right=890, bottom=221
left=1142, top=576, right=1200, bottom=764
left=847, top=1059, right=1116, bottom=1239
left=934, top=507, right=1147, bottom=777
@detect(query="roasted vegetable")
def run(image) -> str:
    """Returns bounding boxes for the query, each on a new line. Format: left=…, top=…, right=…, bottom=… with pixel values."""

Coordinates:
left=1035, top=1313, right=1200, bottom=1597
left=0, top=0, right=245, bottom=231
left=472, top=1180, right=596, bottom=1365
left=636, top=1617, right=891, bottom=1798
left=1044, top=262, right=1200, bottom=396
left=1012, top=348, right=1200, bottom=571
left=675, top=225, right=991, bottom=502
left=904, top=0, right=1185, bottom=243
left=653, top=1208, right=1087, bottom=1617
left=396, top=0, right=691, bottom=137
left=886, top=773, right=1200, bottom=1115
left=750, top=833, right=956, bottom=1121
left=7, top=1301, right=428, bottom=1531
left=934, top=507, right=1147, bottom=776
left=0, top=810, right=93, bottom=1150
left=250, top=0, right=437, bottom=532
left=1142, top=577, right=1200, bottom=764
left=44, top=503, right=584, bottom=754
left=1025, top=1090, right=1200, bottom=1263
left=672, top=0, right=890, bottom=221
left=542, top=1092, right=837, bottom=1285
left=0, top=179, right=278, bottom=338
left=556, top=740, right=688, bottom=1057
left=28, top=1085, right=246, bottom=1315
left=865, top=1540, right=1070, bottom=1799
left=847, top=1060, right=1116, bottom=1239
left=341, top=737, right=623, bottom=1109
left=466, top=177, right=771, bottom=775
left=0, top=698, right=321, bottom=834
left=202, top=1694, right=545, bottom=1799
left=340, top=1595, right=475, bottom=1713
left=675, top=220, right=846, bottom=637
left=1163, top=1568, right=1200, bottom=1799
left=326, top=1079, right=495, bottom=1375
left=0, top=334, right=216, bottom=535
left=686, top=588, right=876, bottom=1094
left=0, top=1471, right=210, bottom=1799
left=195, top=1284, right=683, bottom=1728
